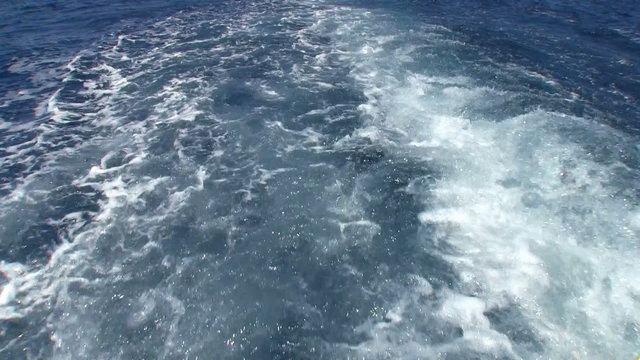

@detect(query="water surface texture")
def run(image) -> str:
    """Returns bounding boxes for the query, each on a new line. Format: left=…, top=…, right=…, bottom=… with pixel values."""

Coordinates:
left=1, top=1, right=639, bottom=359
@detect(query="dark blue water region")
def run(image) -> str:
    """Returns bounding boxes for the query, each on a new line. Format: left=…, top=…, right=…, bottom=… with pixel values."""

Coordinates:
left=2, top=0, right=640, bottom=130
left=0, top=0, right=211, bottom=109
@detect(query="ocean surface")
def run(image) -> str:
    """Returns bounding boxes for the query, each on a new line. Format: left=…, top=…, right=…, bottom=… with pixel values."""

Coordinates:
left=1, top=1, right=639, bottom=359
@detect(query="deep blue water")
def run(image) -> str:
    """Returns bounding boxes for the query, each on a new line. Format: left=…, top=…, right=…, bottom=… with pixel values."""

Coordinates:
left=0, top=1, right=639, bottom=359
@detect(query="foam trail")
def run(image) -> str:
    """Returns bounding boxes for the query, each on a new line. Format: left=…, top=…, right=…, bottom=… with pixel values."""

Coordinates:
left=323, top=5, right=640, bottom=359
left=0, top=2, right=638, bottom=360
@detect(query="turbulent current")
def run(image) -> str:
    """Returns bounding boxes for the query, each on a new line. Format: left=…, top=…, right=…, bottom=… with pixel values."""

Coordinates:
left=0, top=1, right=639, bottom=359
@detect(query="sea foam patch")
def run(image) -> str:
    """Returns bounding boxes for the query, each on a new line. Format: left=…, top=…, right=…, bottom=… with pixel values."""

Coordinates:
left=323, top=4, right=640, bottom=359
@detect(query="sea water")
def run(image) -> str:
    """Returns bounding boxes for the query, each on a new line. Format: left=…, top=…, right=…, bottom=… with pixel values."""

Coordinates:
left=0, top=1, right=638, bottom=359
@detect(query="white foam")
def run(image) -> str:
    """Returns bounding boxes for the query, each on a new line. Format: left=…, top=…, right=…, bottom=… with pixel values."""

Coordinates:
left=338, top=219, right=381, bottom=247
left=0, top=262, right=25, bottom=308
left=438, top=293, right=514, bottom=354
left=322, top=4, right=640, bottom=358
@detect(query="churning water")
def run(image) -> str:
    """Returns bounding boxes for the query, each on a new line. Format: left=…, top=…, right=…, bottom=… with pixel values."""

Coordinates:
left=0, top=1, right=639, bottom=359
